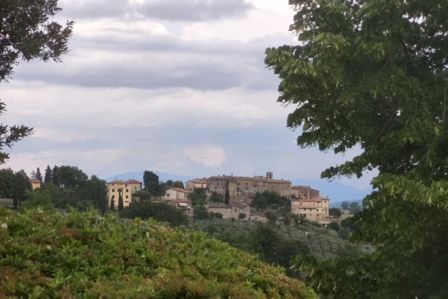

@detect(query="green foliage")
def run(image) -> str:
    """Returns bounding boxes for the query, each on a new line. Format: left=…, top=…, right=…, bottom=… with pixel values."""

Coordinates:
left=224, top=189, right=230, bottom=204
left=193, top=219, right=362, bottom=272
left=0, top=169, right=31, bottom=209
left=35, top=168, right=42, bottom=183
left=328, top=222, right=340, bottom=232
left=22, top=189, right=55, bottom=211
left=0, top=168, right=15, bottom=198
left=117, top=192, right=124, bottom=212
left=79, top=176, right=108, bottom=212
left=120, top=201, right=188, bottom=227
left=329, top=207, right=342, bottom=218
left=193, top=205, right=209, bottom=220
left=209, top=191, right=224, bottom=203
left=188, top=188, right=207, bottom=206
left=162, top=180, right=184, bottom=189
left=266, top=0, right=448, bottom=296
left=251, top=192, right=291, bottom=218
left=132, top=190, right=152, bottom=202
left=13, top=170, right=32, bottom=208
left=44, top=165, right=52, bottom=184
left=0, top=208, right=316, bottom=298
left=110, top=196, right=115, bottom=211
left=52, top=166, right=88, bottom=189
left=143, top=171, right=165, bottom=196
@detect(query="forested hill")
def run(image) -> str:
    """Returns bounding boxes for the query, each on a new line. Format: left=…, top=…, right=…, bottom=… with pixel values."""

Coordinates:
left=0, top=208, right=316, bottom=298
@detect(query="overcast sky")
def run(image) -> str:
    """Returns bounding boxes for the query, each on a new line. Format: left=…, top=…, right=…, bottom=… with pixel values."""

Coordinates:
left=2, top=0, right=372, bottom=188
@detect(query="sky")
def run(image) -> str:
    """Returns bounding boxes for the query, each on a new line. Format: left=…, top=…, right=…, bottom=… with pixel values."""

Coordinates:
left=2, top=0, right=373, bottom=190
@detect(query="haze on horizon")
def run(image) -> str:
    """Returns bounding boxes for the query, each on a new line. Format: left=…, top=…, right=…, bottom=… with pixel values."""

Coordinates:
left=2, top=0, right=372, bottom=190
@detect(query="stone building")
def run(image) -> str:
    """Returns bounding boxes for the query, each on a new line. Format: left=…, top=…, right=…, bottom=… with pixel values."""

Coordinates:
left=30, top=179, right=41, bottom=190
left=291, top=197, right=330, bottom=225
left=162, top=187, right=189, bottom=202
left=207, top=202, right=251, bottom=220
left=162, top=187, right=192, bottom=214
left=207, top=172, right=291, bottom=202
left=186, top=178, right=208, bottom=191
left=107, top=179, right=142, bottom=208
left=290, top=186, right=320, bottom=200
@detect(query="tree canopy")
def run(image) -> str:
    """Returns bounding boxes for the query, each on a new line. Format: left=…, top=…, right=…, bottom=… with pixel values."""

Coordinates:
left=266, top=0, right=448, bottom=297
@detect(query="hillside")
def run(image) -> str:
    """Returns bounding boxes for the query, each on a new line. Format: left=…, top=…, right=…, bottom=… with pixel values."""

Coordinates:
left=0, top=209, right=316, bottom=298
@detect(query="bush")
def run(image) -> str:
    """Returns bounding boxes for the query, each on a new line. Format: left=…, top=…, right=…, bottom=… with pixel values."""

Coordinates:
left=120, top=201, right=188, bottom=227
left=0, top=208, right=316, bottom=298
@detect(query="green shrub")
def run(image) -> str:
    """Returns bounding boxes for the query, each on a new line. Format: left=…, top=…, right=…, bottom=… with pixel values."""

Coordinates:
left=0, top=208, right=316, bottom=298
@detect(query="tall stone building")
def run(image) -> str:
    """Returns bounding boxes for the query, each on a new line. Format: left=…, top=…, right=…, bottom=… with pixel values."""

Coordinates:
left=290, top=186, right=330, bottom=224
left=207, top=172, right=291, bottom=202
left=107, top=179, right=142, bottom=209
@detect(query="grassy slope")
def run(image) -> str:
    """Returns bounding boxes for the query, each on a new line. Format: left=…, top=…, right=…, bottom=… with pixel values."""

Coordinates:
left=0, top=209, right=316, bottom=298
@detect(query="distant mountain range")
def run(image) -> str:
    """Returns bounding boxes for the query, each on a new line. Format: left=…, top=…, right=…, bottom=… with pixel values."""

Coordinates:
left=104, top=171, right=371, bottom=205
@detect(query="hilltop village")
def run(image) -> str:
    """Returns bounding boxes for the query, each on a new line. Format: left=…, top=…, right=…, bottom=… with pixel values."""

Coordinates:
left=107, top=172, right=330, bottom=225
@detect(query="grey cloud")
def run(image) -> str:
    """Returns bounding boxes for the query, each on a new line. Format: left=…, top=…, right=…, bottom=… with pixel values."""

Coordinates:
left=60, top=0, right=129, bottom=18
left=14, top=55, right=244, bottom=90
left=59, top=0, right=253, bottom=22
left=13, top=32, right=282, bottom=91
left=135, top=0, right=253, bottom=22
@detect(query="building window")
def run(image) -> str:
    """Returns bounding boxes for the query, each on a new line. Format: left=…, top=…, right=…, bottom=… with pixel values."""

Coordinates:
left=126, top=195, right=129, bottom=199
left=126, top=189, right=129, bottom=192
left=112, top=189, right=115, bottom=192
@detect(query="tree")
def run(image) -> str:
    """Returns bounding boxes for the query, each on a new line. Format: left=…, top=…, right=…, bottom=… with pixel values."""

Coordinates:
left=121, top=201, right=188, bottom=227
left=266, top=0, right=448, bottom=296
left=188, top=189, right=207, bottom=206
left=132, top=190, right=152, bottom=202
left=224, top=189, right=230, bottom=205
left=13, top=170, right=32, bottom=208
left=44, top=165, right=52, bottom=184
left=163, top=180, right=184, bottom=189
left=349, top=202, right=362, bottom=215
left=0, top=168, right=15, bottom=199
left=340, top=202, right=350, bottom=211
left=328, top=222, right=340, bottom=232
left=143, top=171, right=164, bottom=196
left=329, top=208, right=342, bottom=218
left=79, top=176, right=108, bottom=212
left=0, top=1, right=73, bottom=164
left=193, top=205, right=209, bottom=220
left=118, top=192, right=124, bottom=212
left=52, top=165, right=88, bottom=189
left=35, top=168, right=43, bottom=183
left=209, top=191, right=223, bottom=203
left=110, top=196, right=115, bottom=211
left=52, top=166, right=59, bottom=186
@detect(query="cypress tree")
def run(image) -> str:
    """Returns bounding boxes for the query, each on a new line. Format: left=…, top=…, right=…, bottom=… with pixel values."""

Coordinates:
left=225, top=189, right=230, bottom=205
left=44, top=166, right=52, bottom=183
left=118, top=192, right=124, bottom=212
left=52, top=166, right=59, bottom=187
left=35, top=168, right=43, bottom=183
left=110, top=196, right=115, bottom=211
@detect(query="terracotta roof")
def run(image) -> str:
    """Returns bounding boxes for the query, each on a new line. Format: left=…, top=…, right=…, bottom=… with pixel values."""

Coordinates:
left=108, top=179, right=142, bottom=185
left=167, top=187, right=189, bottom=193
left=209, top=175, right=291, bottom=184
left=187, top=178, right=208, bottom=184
left=30, top=179, right=41, bottom=184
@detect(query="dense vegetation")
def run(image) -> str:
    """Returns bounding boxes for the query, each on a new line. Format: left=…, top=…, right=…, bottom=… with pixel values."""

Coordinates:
left=0, top=208, right=316, bottom=298
left=266, top=0, right=448, bottom=297
left=192, top=218, right=361, bottom=273
left=120, top=200, right=188, bottom=227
